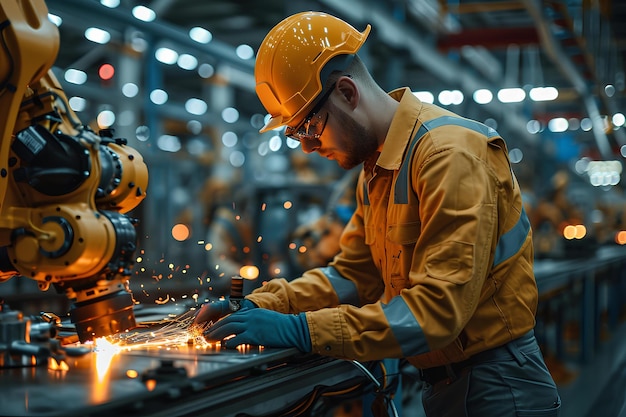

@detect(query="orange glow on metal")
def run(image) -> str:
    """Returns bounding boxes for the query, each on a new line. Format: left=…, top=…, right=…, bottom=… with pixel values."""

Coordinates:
left=89, top=337, right=121, bottom=404
left=48, top=357, right=69, bottom=372
left=616, top=231, right=626, bottom=245
left=94, top=337, right=121, bottom=379
left=235, top=343, right=265, bottom=353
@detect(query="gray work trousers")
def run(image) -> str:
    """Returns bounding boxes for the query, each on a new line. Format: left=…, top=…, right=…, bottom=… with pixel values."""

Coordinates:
left=421, top=331, right=561, bottom=417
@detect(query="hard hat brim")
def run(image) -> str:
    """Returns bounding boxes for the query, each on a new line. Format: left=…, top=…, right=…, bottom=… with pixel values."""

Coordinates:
left=259, top=115, right=284, bottom=133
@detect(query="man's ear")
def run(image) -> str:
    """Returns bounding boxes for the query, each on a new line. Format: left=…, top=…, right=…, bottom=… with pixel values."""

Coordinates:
left=336, top=76, right=359, bottom=110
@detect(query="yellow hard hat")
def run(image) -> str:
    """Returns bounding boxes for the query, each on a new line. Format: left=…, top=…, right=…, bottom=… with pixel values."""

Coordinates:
left=255, top=11, right=371, bottom=133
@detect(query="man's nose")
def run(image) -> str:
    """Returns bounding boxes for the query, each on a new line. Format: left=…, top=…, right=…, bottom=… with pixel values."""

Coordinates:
left=300, top=137, right=321, bottom=153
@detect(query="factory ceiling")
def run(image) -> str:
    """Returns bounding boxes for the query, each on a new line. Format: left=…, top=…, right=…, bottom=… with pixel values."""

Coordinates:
left=45, top=0, right=626, bottom=164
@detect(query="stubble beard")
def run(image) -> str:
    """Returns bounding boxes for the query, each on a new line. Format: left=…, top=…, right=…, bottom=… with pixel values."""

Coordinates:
left=332, top=103, right=379, bottom=170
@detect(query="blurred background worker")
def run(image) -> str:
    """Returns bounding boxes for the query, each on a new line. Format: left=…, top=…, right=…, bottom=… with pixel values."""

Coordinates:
left=202, top=178, right=255, bottom=298
left=290, top=168, right=359, bottom=272
left=195, top=11, right=560, bottom=417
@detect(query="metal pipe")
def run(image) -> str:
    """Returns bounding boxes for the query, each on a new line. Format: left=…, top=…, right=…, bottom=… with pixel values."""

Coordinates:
left=522, top=0, right=614, bottom=159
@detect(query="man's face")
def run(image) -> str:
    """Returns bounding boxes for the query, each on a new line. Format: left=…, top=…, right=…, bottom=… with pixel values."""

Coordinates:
left=299, top=97, right=379, bottom=170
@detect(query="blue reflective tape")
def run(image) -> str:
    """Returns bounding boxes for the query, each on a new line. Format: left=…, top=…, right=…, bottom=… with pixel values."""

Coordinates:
left=394, top=116, right=501, bottom=204
left=382, top=296, right=430, bottom=356
left=493, top=206, right=531, bottom=267
left=395, top=124, right=427, bottom=204
left=422, top=115, right=500, bottom=138
left=320, top=266, right=360, bottom=306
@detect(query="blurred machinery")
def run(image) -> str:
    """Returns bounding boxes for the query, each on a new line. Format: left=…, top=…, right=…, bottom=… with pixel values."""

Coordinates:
left=0, top=0, right=148, bottom=364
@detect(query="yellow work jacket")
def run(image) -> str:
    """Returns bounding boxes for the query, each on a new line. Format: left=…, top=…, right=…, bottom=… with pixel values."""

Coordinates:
left=247, top=87, right=537, bottom=369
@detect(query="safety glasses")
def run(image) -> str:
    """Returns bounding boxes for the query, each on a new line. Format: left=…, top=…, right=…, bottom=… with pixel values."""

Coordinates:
left=285, top=83, right=335, bottom=142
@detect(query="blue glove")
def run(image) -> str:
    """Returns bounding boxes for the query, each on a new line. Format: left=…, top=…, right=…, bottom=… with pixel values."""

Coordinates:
left=193, top=299, right=255, bottom=325
left=205, top=308, right=311, bottom=352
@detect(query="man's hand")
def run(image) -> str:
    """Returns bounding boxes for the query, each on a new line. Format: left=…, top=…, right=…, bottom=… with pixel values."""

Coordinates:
left=204, top=308, right=311, bottom=352
left=193, top=299, right=255, bottom=325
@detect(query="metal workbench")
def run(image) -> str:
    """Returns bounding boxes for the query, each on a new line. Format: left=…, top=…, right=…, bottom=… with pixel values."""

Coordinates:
left=0, top=307, right=370, bottom=417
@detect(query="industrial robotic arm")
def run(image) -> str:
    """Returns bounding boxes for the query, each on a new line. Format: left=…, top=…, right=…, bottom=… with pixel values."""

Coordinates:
left=0, top=0, right=148, bottom=343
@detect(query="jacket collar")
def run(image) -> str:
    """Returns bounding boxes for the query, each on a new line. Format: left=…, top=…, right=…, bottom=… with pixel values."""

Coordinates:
left=375, top=87, right=423, bottom=171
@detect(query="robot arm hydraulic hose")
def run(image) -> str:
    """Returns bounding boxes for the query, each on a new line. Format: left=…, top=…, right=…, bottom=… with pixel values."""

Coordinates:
left=0, top=0, right=148, bottom=342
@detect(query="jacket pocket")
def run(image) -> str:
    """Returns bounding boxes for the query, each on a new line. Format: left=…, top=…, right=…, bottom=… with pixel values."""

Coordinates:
left=386, top=222, right=420, bottom=293
left=425, top=241, right=474, bottom=284
left=387, top=221, right=420, bottom=245
left=515, top=404, right=560, bottom=417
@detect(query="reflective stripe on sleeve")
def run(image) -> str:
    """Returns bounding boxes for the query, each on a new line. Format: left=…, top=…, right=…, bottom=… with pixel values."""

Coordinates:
left=493, top=206, right=531, bottom=267
left=382, top=295, right=430, bottom=356
left=319, top=266, right=360, bottom=306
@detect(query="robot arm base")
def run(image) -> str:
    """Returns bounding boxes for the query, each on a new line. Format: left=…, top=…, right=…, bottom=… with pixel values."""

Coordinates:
left=69, top=291, right=136, bottom=343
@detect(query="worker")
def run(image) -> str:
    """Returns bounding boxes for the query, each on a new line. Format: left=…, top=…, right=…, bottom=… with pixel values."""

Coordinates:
left=195, top=11, right=561, bottom=416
